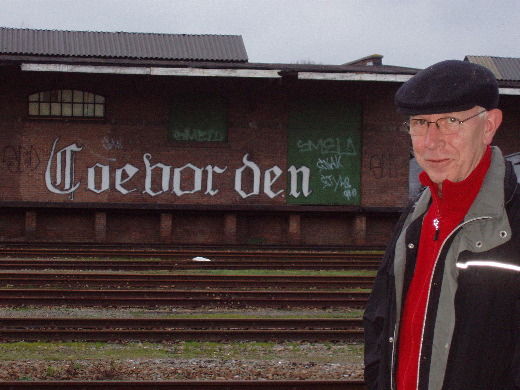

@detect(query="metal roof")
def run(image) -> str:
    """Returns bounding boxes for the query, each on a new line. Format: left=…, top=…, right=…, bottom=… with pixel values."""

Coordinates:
left=0, top=27, right=248, bottom=63
left=465, top=55, right=520, bottom=81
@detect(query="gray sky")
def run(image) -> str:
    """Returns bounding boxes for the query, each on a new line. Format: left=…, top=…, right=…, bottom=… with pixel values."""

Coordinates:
left=0, top=0, right=518, bottom=69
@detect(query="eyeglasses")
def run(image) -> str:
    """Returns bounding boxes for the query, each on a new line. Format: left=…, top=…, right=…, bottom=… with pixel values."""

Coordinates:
left=405, top=109, right=487, bottom=136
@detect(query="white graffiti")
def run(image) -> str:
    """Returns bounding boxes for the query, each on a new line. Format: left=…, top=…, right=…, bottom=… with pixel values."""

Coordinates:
left=234, top=154, right=261, bottom=198
left=287, top=165, right=312, bottom=198
left=320, top=174, right=357, bottom=200
left=115, top=164, right=139, bottom=195
left=102, top=136, right=123, bottom=150
left=45, top=137, right=83, bottom=195
left=45, top=138, right=311, bottom=200
left=296, top=137, right=356, bottom=156
left=143, top=154, right=172, bottom=196
left=171, top=128, right=226, bottom=142
left=234, top=154, right=285, bottom=199
left=87, top=163, right=110, bottom=193
left=316, top=155, right=343, bottom=172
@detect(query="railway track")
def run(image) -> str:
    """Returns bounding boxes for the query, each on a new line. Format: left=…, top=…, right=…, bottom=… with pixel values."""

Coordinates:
left=0, top=245, right=383, bottom=259
left=0, top=272, right=375, bottom=289
left=0, top=288, right=369, bottom=308
left=0, top=250, right=370, bottom=390
left=0, top=249, right=371, bottom=386
left=0, top=380, right=367, bottom=389
left=0, top=258, right=380, bottom=271
left=0, top=317, right=364, bottom=342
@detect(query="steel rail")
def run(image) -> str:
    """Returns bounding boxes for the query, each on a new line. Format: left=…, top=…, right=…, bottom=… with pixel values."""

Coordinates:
left=0, top=278, right=373, bottom=289
left=0, top=318, right=364, bottom=341
left=0, top=329, right=363, bottom=342
left=0, top=288, right=369, bottom=299
left=0, top=317, right=363, bottom=328
left=0, top=380, right=367, bottom=389
left=0, top=259, right=378, bottom=264
left=0, top=297, right=367, bottom=308
left=0, top=259, right=380, bottom=268
left=0, top=272, right=374, bottom=289
left=0, top=259, right=381, bottom=271
left=0, top=272, right=375, bottom=280
left=0, top=289, right=369, bottom=308
left=0, top=246, right=382, bottom=259
left=0, top=316, right=365, bottom=342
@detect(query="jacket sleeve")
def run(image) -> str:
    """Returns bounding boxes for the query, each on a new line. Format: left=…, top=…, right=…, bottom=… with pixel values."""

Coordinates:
left=363, top=200, right=415, bottom=390
left=363, top=247, right=393, bottom=390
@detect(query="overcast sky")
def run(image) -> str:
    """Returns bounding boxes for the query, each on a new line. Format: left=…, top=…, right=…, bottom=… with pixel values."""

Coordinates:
left=0, top=0, right=518, bottom=69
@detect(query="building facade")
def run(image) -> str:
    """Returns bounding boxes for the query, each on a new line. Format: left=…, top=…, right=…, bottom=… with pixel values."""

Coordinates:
left=0, top=28, right=518, bottom=247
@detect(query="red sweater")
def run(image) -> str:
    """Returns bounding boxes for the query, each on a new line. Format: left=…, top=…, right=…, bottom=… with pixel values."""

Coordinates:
left=396, top=146, right=491, bottom=390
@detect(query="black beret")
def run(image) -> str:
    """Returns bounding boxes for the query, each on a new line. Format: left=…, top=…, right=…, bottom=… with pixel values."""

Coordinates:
left=395, top=60, right=499, bottom=116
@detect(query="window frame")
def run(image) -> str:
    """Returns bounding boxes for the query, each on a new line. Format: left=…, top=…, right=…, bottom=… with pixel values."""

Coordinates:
left=27, top=89, right=106, bottom=120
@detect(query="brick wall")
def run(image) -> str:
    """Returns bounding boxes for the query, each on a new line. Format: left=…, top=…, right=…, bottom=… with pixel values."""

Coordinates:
left=0, top=209, right=25, bottom=240
left=0, top=65, right=517, bottom=246
left=36, top=209, right=95, bottom=241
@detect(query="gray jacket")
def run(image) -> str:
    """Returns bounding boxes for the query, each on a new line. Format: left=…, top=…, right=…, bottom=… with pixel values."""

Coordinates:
left=364, top=146, right=520, bottom=390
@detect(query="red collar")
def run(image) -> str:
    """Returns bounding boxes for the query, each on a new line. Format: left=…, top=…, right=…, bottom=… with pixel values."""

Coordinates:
left=419, top=146, right=491, bottom=212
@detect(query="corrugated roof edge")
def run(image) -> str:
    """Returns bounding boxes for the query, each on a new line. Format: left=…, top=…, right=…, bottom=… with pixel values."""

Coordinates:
left=465, top=55, right=520, bottom=81
left=0, top=27, right=248, bottom=63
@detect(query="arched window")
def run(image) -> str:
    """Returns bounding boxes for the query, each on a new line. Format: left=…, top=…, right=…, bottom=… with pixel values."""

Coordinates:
left=28, top=90, right=105, bottom=118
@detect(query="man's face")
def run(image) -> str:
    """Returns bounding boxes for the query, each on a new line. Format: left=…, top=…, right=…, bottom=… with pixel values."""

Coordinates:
left=411, top=107, right=497, bottom=186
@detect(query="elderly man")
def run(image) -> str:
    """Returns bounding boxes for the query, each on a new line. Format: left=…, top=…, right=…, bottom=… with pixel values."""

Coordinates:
left=363, top=60, right=520, bottom=390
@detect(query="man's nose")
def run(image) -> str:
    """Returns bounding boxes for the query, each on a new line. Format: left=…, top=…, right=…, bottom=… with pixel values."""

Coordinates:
left=424, top=122, right=444, bottom=147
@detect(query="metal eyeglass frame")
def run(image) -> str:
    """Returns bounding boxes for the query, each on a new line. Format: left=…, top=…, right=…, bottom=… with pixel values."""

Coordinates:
left=406, top=109, right=487, bottom=136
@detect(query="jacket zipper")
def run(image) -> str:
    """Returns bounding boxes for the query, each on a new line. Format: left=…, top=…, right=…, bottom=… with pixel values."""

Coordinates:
left=390, top=328, right=398, bottom=390
left=390, top=215, right=492, bottom=390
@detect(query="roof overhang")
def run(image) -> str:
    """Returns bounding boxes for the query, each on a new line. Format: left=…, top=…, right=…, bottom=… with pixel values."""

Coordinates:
left=20, top=63, right=281, bottom=78
left=19, top=63, right=520, bottom=94
left=20, top=62, right=412, bottom=82
left=498, top=87, right=520, bottom=95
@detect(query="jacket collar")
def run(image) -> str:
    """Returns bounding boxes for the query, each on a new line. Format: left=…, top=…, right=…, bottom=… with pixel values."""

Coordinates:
left=411, top=146, right=515, bottom=222
left=465, top=146, right=506, bottom=220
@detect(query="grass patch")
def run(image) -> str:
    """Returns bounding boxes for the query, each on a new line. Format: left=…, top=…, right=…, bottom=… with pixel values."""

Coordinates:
left=21, top=268, right=377, bottom=277
left=0, top=306, right=365, bottom=320
left=0, top=341, right=364, bottom=364
left=0, top=341, right=170, bottom=361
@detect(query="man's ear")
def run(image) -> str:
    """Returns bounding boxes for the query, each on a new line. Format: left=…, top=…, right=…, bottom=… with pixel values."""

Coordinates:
left=483, top=109, right=503, bottom=144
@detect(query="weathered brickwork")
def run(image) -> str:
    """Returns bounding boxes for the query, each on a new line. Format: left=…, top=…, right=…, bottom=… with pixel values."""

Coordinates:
left=0, top=65, right=518, bottom=246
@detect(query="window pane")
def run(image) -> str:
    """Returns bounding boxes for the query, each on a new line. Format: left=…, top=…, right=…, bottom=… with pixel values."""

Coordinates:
left=73, top=90, right=84, bottom=103
left=95, top=104, right=104, bottom=117
left=50, top=90, right=60, bottom=102
left=40, top=102, right=50, bottom=116
left=51, top=103, right=61, bottom=116
left=62, top=90, right=73, bottom=102
left=28, top=90, right=105, bottom=118
left=28, top=102, right=39, bottom=115
left=73, top=103, right=83, bottom=116
left=85, top=104, right=95, bottom=116
left=41, top=91, right=51, bottom=102
left=62, top=103, right=72, bottom=116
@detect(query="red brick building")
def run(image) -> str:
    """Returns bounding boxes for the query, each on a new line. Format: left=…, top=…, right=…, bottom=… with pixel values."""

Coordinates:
left=0, top=28, right=518, bottom=247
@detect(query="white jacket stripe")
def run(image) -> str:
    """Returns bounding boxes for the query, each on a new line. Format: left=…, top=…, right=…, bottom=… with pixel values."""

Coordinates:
left=457, top=260, right=520, bottom=272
